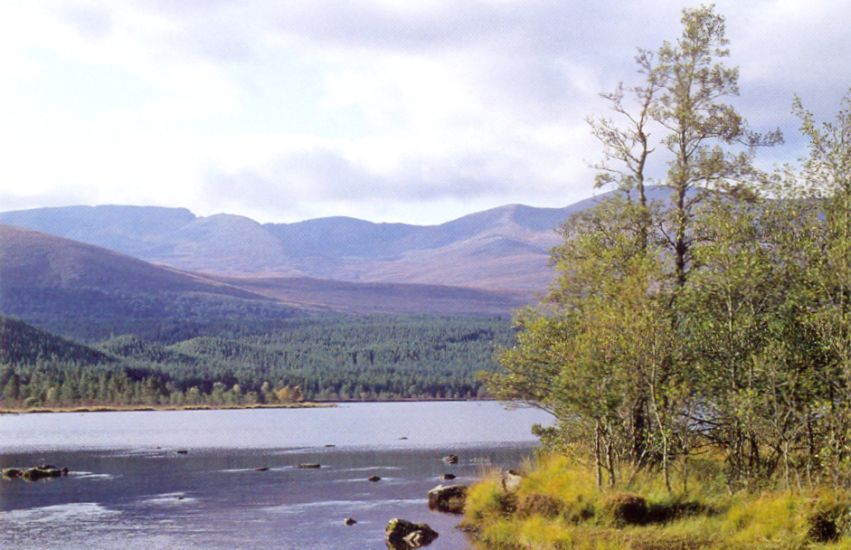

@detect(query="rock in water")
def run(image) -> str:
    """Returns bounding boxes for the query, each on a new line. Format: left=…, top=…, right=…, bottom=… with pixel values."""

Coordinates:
left=343, top=517, right=357, bottom=526
left=441, top=454, right=458, bottom=465
left=442, top=473, right=456, bottom=480
left=385, top=518, right=438, bottom=549
left=427, top=484, right=468, bottom=514
left=298, top=463, right=321, bottom=469
left=22, top=466, right=62, bottom=481
left=368, top=475, right=381, bottom=482
left=2, top=468, right=22, bottom=479
left=254, top=466, right=269, bottom=472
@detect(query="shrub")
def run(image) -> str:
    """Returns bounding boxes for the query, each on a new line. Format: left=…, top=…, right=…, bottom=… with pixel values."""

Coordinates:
left=604, top=493, right=648, bottom=526
left=645, top=497, right=716, bottom=524
left=807, top=494, right=851, bottom=543
left=517, top=493, right=565, bottom=518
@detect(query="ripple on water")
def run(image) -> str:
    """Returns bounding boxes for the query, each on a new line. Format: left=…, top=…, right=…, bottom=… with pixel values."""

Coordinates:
left=139, top=492, right=197, bottom=506
left=0, top=502, right=120, bottom=524
left=335, top=465, right=403, bottom=473
left=330, top=476, right=408, bottom=485
left=261, top=497, right=423, bottom=515
left=69, top=471, right=115, bottom=480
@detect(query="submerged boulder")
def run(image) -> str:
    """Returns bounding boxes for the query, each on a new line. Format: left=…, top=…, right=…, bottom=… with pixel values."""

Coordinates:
left=442, top=473, right=456, bottom=480
left=344, top=517, right=357, bottom=526
left=298, top=463, right=321, bottom=469
left=441, top=454, right=458, bottom=465
left=427, top=484, right=467, bottom=514
left=385, top=518, right=438, bottom=549
left=368, top=475, right=381, bottom=482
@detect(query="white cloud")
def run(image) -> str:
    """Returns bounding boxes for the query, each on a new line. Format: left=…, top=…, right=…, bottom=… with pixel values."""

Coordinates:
left=0, top=0, right=849, bottom=223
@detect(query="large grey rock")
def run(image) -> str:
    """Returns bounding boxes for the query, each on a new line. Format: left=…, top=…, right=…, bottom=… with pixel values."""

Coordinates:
left=501, top=469, right=524, bottom=493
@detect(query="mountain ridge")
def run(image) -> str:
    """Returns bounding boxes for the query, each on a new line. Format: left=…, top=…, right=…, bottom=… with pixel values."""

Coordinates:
left=0, top=188, right=674, bottom=292
left=0, top=224, right=524, bottom=340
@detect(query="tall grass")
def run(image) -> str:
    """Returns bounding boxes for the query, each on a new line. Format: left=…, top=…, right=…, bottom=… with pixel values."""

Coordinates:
left=463, top=453, right=851, bottom=549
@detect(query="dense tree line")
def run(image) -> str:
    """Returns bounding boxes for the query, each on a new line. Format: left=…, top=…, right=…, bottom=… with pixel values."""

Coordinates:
left=487, top=5, right=851, bottom=492
left=0, top=316, right=114, bottom=365
left=113, top=317, right=513, bottom=401
left=0, top=316, right=513, bottom=407
left=0, top=361, right=303, bottom=408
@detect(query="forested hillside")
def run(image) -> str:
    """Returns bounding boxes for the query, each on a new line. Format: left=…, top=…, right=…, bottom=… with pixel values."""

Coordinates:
left=0, top=315, right=513, bottom=409
left=141, top=317, right=514, bottom=400
left=0, top=316, right=113, bottom=366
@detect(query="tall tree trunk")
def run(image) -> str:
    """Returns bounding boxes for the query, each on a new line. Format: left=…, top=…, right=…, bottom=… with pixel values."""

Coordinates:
left=595, top=421, right=603, bottom=490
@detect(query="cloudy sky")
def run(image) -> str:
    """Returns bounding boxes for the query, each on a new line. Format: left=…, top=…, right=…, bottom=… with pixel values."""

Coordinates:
left=0, top=0, right=849, bottom=224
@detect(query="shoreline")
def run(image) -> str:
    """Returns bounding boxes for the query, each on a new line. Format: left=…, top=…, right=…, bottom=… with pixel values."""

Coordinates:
left=0, top=398, right=513, bottom=415
left=0, top=402, right=332, bottom=415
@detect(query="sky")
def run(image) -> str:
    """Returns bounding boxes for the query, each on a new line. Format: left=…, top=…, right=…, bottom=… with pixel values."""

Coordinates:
left=0, top=0, right=849, bottom=225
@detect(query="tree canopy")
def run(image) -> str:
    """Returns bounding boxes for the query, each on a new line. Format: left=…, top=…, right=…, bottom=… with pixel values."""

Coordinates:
left=486, top=4, right=851, bottom=492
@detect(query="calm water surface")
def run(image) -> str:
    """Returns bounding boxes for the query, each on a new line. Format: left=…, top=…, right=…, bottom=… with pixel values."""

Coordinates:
left=0, top=401, right=551, bottom=549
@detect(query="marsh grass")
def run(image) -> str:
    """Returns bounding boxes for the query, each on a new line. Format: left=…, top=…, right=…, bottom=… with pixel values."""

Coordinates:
left=464, top=454, right=851, bottom=549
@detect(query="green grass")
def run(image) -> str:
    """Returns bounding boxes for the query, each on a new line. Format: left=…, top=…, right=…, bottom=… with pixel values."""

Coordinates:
left=463, top=454, right=851, bottom=549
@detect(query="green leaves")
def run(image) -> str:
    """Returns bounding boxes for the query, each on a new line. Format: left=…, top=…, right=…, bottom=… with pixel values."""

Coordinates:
left=487, top=6, right=851, bottom=491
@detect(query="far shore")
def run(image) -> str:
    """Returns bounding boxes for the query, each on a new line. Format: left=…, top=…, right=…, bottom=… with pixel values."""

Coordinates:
left=0, top=397, right=518, bottom=415
left=0, top=402, right=333, bottom=415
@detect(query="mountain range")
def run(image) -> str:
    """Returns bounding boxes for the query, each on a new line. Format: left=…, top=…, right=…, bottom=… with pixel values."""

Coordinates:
left=0, top=188, right=674, bottom=338
left=0, top=188, right=667, bottom=294
left=0, top=224, right=526, bottom=341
